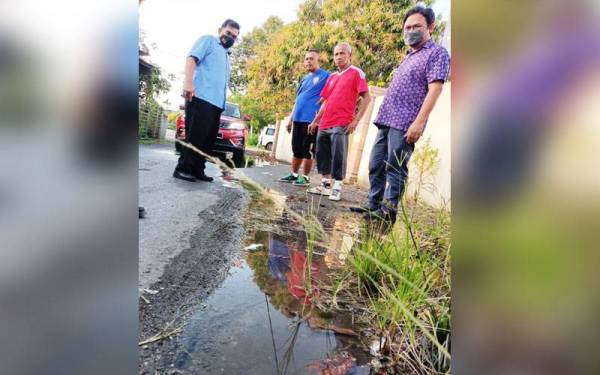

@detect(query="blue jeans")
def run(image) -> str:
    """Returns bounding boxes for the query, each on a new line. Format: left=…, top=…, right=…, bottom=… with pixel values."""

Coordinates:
left=367, top=126, right=414, bottom=212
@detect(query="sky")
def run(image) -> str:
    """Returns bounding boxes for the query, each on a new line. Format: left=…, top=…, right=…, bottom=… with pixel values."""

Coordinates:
left=139, top=0, right=450, bottom=110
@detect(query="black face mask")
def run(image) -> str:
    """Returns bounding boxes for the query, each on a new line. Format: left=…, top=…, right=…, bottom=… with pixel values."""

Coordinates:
left=220, top=35, right=235, bottom=49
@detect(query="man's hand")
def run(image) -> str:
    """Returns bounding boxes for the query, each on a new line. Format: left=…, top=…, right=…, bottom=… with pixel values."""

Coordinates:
left=286, top=120, right=293, bottom=134
left=308, top=122, right=318, bottom=135
left=182, top=82, right=195, bottom=102
left=345, top=119, right=359, bottom=134
left=405, top=121, right=425, bottom=144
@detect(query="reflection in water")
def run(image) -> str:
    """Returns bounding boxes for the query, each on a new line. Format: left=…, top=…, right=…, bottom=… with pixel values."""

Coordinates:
left=270, top=233, right=321, bottom=306
left=323, top=214, right=360, bottom=268
left=172, top=225, right=370, bottom=374
left=217, top=154, right=277, bottom=169
left=249, top=230, right=369, bottom=374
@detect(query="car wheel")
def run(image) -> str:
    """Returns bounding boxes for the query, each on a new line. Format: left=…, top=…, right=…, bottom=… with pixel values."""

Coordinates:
left=265, top=142, right=273, bottom=151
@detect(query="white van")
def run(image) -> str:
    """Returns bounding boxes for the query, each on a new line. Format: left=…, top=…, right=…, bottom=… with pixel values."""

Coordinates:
left=258, top=125, right=276, bottom=150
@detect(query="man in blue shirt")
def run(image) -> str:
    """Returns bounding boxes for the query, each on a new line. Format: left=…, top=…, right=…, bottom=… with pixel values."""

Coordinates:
left=174, top=19, right=240, bottom=182
left=279, top=50, right=329, bottom=186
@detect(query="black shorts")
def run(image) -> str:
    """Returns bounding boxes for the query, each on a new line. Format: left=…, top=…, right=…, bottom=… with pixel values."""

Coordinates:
left=291, top=121, right=317, bottom=159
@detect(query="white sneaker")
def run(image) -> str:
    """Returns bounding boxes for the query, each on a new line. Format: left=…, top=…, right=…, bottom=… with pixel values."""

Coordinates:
left=328, top=188, right=341, bottom=201
left=308, top=185, right=332, bottom=196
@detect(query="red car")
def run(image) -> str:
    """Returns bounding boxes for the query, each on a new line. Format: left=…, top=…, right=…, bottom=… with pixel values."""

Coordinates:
left=174, top=107, right=186, bottom=153
left=175, top=102, right=249, bottom=166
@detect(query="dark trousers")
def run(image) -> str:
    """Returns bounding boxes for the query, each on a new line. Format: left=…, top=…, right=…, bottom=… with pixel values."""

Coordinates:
left=176, top=97, right=222, bottom=175
left=315, top=126, right=348, bottom=181
left=367, top=126, right=414, bottom=212
left=291, top=121, right=316, bottom=159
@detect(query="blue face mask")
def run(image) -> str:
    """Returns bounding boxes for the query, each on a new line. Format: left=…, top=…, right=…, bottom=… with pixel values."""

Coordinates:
left=404, top=30, right=424, bottom=46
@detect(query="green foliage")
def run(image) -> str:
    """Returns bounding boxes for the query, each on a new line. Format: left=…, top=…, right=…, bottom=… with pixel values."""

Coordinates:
left=230, top=16, right=285, bottom=94
left=347, top=204, right=451, bottom=373
left=166, top=111, right=179, bottom=130
left=139, top=66, right=172, bottom=100
left=139, top=97, right=164, bottom=139
left=314, top=132, right=450, bottom=372
left=247, top=133, right=259, bottom=147
left=166, top=111, right=179, bottom=123
left=228, top=92, right=276, bottom=132
left=409, top=137, right=441, bottom=204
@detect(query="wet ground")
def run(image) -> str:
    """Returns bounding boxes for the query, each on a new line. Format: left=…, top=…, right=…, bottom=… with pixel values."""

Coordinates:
left=139, top=144, right=248, bottom=374
left=169, top=228, right=371, bottom=375
left=239, top=151, right=369, bottom=229
left=138, top=144, right=246, bottom=291
left=139, top=144, right=374, bottom=374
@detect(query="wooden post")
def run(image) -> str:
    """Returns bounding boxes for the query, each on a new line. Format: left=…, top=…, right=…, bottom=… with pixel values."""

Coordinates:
left=345, top=86, right=386, bottom=184
left=271, top=116, right=281, bottom=160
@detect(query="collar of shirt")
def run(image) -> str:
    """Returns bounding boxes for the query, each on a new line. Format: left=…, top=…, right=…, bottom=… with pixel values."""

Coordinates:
left=334, top=65, right=353, bottom=76
left=219, top=44, right=233, bottom=55
left=408, top=38, right=434, bottom=55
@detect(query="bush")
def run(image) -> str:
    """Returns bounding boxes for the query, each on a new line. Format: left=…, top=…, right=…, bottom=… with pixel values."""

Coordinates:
left=247, top=133, right=259, bottom=147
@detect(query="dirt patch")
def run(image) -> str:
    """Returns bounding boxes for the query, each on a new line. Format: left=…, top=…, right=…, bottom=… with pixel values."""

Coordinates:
left=138, top=187, right=247, bottom=374
left=286, top=185, right=366, bottom=229
left=239, top=163, right=369, bottom=231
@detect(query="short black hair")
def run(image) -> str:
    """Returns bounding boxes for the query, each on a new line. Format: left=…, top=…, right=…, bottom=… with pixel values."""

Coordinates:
left=221, top=19, right=240, bottom=30
left=307, top=49, right=320, bottom=54
left=403, top=6, right=435, bottom=26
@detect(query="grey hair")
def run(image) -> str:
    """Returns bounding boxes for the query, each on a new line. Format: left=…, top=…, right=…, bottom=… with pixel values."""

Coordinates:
left=334, top=42, right=352, bottom=54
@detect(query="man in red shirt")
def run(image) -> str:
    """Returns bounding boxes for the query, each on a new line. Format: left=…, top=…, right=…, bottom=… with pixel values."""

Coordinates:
left=307, top=42, right=371, bottom=201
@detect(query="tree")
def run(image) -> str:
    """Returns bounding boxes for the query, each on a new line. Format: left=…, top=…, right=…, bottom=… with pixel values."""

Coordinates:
left=139, top=66, right=171, bottom=102
left=139, top=30, right=172, bottom=101
left=228, top=92, right=276, bottom=133
left=229, top=16, right=285, bottom=94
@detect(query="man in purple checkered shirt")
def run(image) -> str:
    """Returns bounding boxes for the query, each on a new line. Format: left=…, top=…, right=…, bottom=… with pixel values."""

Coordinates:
left=361, top=6, right=450, bottom=222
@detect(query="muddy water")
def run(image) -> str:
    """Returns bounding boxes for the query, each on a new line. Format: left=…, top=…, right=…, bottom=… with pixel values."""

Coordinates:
left=172, top=228, right=371, bottom=374
left=218, top=153, right=277, bottom=169
left=239, top=155, right=277, bottom=168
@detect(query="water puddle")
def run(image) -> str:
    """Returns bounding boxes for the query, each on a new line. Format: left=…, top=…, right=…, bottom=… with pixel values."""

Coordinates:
left=239, top=154, right=278, bottom=169
left=218, top=154, right=278, bottom=188
left=216, top=153, right=278, bottom=169
left=172, top=226, right=371, bottom=374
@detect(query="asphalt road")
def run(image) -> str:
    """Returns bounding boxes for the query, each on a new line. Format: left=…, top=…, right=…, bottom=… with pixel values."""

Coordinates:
left=139, top=143, right=252, bottom=373
left=138, top=143, right=243, bottom=290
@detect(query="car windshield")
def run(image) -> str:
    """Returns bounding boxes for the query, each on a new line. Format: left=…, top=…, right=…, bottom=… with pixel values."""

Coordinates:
left=223, top=103, right=241, bottom=119
left=266, top=128, right=275, bottom=135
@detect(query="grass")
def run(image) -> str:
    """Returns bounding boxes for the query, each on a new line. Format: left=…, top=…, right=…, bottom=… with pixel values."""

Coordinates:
left=293, top=182, right=451, bottom=374
left=316, top=141, right=451, bottom=374
left=320, top=202, right=451, bottom=374
left=247, top=132, right=259, bottom=147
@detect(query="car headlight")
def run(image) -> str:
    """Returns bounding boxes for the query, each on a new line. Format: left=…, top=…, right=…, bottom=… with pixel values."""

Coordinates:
left=224, top=122, right=246, bottom=130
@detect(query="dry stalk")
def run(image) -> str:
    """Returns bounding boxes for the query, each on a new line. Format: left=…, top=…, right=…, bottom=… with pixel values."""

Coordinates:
left=138, top=326, right=183, bottom=346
